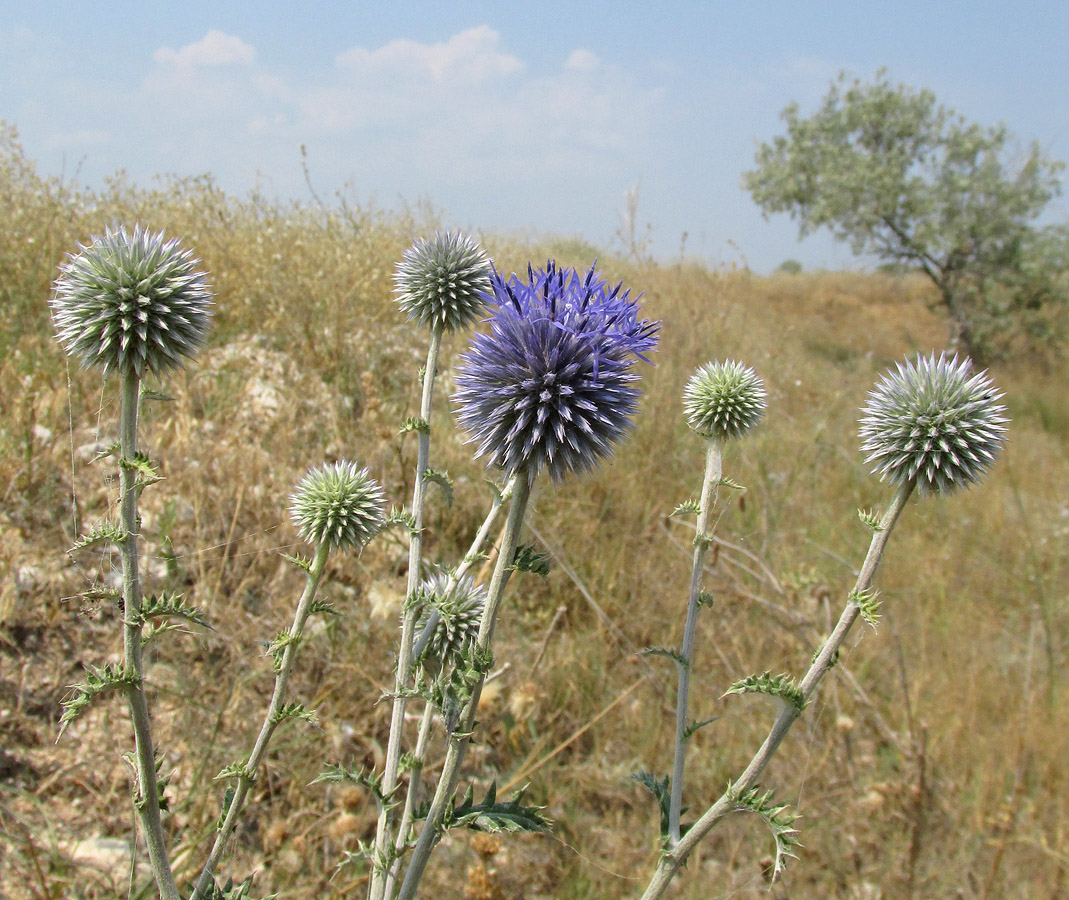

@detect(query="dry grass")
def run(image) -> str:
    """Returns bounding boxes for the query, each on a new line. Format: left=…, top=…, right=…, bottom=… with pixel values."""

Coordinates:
left=1, top=124, right=1067, bottom=900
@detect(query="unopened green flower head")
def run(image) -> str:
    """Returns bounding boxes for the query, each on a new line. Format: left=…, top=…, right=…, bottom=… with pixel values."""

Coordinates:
left=51, top=225, right=213, bottom=378
left=859, top=353, right=1008, bottom=494
left=394, top=231, right=491, bottom=332
left=290, top=461, right=387, bottom=551
left=415, top=572, right=487, bottom=666
left=683, top=360, right=767, bottom=440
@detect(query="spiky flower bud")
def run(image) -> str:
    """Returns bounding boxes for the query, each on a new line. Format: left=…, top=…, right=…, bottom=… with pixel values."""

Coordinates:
left=859, top=353, right=1008, bottom=494
left=453, top=261, right=659, bottom=483
left=414, top=572, right=487, bottom=666
left=51, top=225, right=213, bottom=377
left=394, top=231, right=492, bottom=332
left=683, top=360, right=767, bottom=440
left=290, top=461, right=387, bottom=551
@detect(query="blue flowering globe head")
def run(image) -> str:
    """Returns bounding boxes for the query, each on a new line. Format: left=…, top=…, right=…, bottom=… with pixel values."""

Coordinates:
left=453, top=262, right=659, bottom=484
left=859, top=353, right=1008, bottom=494
left=51, top=225, right=213, bottom=378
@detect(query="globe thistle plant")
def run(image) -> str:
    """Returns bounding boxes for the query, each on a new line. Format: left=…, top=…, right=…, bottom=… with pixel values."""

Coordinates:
left=683, top=360, right=767, bottom=440
left=414, top=572, right=487, bottom=666
left=859, top=353, right=1008, bottom=494
left=51, top=225, right=213, bottom=377
left=453, top=262, right=659, bottom=483
left=394, top=231, right=492, bottom=332
left=290, top=461, right=387, bottom=551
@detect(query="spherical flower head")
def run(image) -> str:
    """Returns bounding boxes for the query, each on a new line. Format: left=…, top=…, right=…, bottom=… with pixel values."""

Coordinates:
left=394, top=231, right=492, bottom=332
left=453, top=261, right=660, bottom=483
left=859, top=353, right=1008, bottom=494
left=683, top=360, right=767, bottom=440
left=51, top=225, right=213, bottom=378
left=414, top=572, right=487, bottom=667
left=290, top=461, right=387, bottom=551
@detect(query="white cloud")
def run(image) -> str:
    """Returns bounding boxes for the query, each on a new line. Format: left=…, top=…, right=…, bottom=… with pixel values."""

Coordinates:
left=154, top=30, right=256, bottom=68
left=564, top=49, right=600, bottom=72
left=335, top=25, right=523, bottom=83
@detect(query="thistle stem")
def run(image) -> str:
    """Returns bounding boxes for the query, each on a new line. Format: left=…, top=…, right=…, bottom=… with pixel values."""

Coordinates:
left=639, top=479, right=915, bottom=900
left=119, top=371, right=182, bottom=900
left=191, top=540, right=331, bottom=900
left=395, top=472, right=532, bottom=900
left=370, top=329, right=443, bottom=900
left=383, top=477, right=513, bottom=899
left=668, top=439, right=722, bottom=845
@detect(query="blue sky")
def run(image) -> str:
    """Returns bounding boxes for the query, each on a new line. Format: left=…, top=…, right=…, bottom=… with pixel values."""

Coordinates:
left=2, top=1, right=1067, bottom=272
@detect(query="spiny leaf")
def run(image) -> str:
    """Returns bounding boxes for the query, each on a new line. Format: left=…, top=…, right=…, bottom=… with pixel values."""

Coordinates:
left=641, top=646, right=688, bottom=669
left=384, top=507, right=419, bottom=536
left=140, top=388, right=175, bottom=404
left=683, top=716, right=719, bottom=741
left=731, top=785, right=801, bottom=880
left=266, top=631, right=300, bottom=674
left=140, top=592, right=209, bottom=628
left=216, top=786, right=236, bottom=830
left=311, top=764, right=385, bottom=802
left=511, top=544, right=551, bottom=577
left=723, top=671, right=805, bottom=711
left=399, top=416, right=430, bottom=435
left=59, top=663, right=135, bottom=737
left=204, top=874, right=271, bottom=900
left=423, top=468, right=454, bottom=507
left=70, top=520, right=125, bottom=553
left=671, top=498, right=701, bottom=517
left=697, top=590, right=715, bottom=609
left=215, top=762, right=254, bottom=782
left=442, top=782, right=551, bottom=834
left=632, top=770, right=672, bottom=837
left=271, top=702, right=320, bottom=728
left=858, top=507, right=884, bottom=532
left=88, top=442, right=120, bottom=464
left=121, top=451, right=162, bottom=486
left=309, top=598, right=340, bottom=617
left=851, top=586, right=882, bottom=629
left=281, top=552, right=312, bottom=572
left=718, top=476, right=746, bottom=490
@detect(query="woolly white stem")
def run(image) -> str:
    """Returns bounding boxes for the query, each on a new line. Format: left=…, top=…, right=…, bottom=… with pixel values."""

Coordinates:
left=668, top=439, right=722, bottom=845
left=370, top=330, right=443, bottom=899
left=119, top=372, right=182, bottom=900
left=192, top=541, right=331, bottom=900
left=395, top=473, right=532, bottom=900
left=639, top=479, right=915, bottom=900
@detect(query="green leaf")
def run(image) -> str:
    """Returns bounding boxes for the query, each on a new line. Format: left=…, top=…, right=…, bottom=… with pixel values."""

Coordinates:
left=731, top=785, right=801, bottom=880
left=399, top=416, right=430, bottom=435
left=511, top=544, right=551, bottom=577
left=697, top=591, right=715, bottom=609
left=70, top=520, right=124, bottom=553
left=851, top=586, right=882, bottom=629
left=309, top=598, right=340, bottom=617
left=271, top=702, right=319, bottom=728
left=718, top=476, right=746, bottom=491
left=266, top=631, right=300, bottom=674
left=59, top=663, right=135, bottom=737
left=641, top=646, right=688, bottom=669
left=857, top=507, right=884, bottom=532
left=140, top=388, right=175, bottom=404
left=632, top=770, right=672, bottom=838
left=140, top=591, right=209, bottom=629
left=671, top=498, right=701, bottom=517
left=121, top=451, right=162, bottom=487
left=384, top=507, right=419, bottom=536
left=423, top=467, right=454, bottom=507
left=215, top=762, right=254, bottom=782
left=441, top=782, right=551, bottom=834
left=311, top=764, right=385, bottom=802
left=281, top=552, right=312, bottom=572
left=683, top=716, right=718, bottom=741
left=723, top=671, right=805, bottom=711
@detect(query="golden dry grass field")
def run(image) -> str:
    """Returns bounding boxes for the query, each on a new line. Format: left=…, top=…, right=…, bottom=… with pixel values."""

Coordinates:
left=1, top=125, right=1067, bottom=899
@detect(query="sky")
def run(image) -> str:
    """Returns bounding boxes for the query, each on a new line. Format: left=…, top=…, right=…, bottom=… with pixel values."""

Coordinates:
left=2, top=1, right=1067, bottom=273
